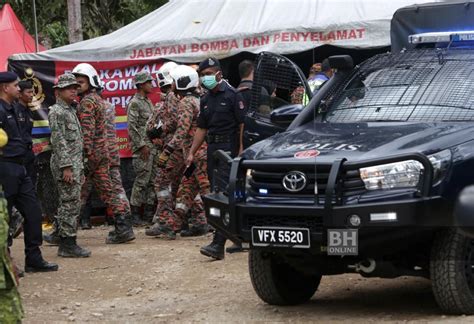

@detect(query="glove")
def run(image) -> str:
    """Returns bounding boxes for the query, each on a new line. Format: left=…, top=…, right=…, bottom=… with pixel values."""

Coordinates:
left=157, top=146, right=174, bottom=168
left=146, top=120, right=163, bottom=141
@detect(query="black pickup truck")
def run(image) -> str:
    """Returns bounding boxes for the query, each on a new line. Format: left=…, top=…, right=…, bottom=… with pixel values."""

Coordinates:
left=204, top=44, right=474, bottom=314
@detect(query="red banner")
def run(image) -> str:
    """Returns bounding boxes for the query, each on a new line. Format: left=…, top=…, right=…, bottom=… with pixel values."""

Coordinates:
left=55, top=59, right=163, bottom=158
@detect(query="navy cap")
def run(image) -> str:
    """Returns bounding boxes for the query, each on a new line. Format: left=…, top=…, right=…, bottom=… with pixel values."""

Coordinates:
left=198, top=57, right=221, bottom=73
left=0, top=71, right=18, bottom=83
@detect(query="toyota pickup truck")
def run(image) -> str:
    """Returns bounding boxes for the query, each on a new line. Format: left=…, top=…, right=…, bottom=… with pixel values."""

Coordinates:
left=204, top=32, right=474, bottom=314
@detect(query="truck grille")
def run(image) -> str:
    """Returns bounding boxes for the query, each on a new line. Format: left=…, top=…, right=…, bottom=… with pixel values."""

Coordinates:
left=247, top=166, right=366, bottom=201
left=243, top=214, right=323, bottom=233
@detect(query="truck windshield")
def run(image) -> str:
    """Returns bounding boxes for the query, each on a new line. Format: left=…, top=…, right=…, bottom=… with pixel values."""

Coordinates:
left=324, top=49, right=474, bottom=122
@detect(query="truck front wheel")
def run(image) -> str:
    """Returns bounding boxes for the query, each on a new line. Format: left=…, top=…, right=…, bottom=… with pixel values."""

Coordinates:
left=249, top=249, right=321, bottom=305
left=431, top=229, right=474, bottom=314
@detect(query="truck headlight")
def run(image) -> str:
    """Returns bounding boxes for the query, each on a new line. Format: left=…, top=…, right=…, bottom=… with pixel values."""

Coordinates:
left=360, top=160, right=423, bottom=190
left=359, top=150, right=451, bottom=190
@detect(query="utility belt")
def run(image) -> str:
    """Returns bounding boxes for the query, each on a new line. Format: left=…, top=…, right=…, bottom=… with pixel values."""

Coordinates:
left=0, top=156, right=25, bottom=165
left=206, top=134, right=234, bottom=144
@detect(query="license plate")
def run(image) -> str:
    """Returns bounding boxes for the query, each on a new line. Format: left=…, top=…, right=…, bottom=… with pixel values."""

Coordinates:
left=251, top=226, right=310, bottom=248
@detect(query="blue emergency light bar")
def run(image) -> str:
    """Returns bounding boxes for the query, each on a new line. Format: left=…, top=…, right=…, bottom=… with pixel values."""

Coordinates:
left=409, top=31, right=474, bottom=44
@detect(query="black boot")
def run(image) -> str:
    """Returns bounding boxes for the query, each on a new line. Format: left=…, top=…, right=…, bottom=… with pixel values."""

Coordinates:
left=106, top=214, right=135, bottom=244
left=181, top=224, right=209, bottom=237
left=143, top=204, right=155, bottom=225
left=43, top=220, right=60, bottom=245
left=226, top=242, right=248, bottom=254
left=58, top=236, right=91, bottom=258
left=25, top=259, right=59, bottom=273
left=200, top=232, right=226, bottom=260
left=79, top=203, right=92, bottom=230
left=130, top=205, right=146, bottom=227
left=145, top=223, right=164, bottom=236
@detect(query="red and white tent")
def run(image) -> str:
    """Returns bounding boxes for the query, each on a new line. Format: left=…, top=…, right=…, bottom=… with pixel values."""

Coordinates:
left=0, top=3, right=44, bottom=71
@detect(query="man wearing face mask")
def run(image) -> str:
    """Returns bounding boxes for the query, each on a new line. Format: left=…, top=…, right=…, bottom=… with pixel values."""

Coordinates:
left=186, top=57, right=246, bottom=260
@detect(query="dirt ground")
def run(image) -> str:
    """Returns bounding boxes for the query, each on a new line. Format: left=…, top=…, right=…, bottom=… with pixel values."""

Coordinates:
left=9, top=226, right=474, bottom=323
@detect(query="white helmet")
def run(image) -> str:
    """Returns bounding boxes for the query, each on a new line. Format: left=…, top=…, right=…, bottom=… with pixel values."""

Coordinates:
left=170, top=65, right=199, bottom=91
left=156, top=61, right=178, bottom=88
left=72, top=63, right=101, bottom=88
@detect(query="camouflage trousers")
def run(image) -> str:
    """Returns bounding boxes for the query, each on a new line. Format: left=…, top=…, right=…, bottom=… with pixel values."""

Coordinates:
left=109, top=166, right=131, bottom=216
left=130, top=149, right=158, bottom=207
left=57, top=179, right=82, bottom=237
left=153, top=150, right=184, bottom=227
left=81, top=159, right=128, bottom=217
left=157, top=151, right=209, bottom=231
left=0, top=254, right=22, bottom=323
left=0, top=285, right=23, bottom=323
left=0, top=195, right=23, bottom=323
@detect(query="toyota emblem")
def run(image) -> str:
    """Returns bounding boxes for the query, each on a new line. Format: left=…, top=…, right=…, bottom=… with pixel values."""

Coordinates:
left=282, top=171, right=307, bottom=192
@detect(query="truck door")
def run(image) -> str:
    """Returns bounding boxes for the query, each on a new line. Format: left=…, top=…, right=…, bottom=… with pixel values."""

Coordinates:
left=243, top=52, right=312, bottom=148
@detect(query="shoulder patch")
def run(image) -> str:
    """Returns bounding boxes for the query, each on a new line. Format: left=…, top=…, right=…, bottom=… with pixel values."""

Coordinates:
left=239, top=101, right=245, bottom=110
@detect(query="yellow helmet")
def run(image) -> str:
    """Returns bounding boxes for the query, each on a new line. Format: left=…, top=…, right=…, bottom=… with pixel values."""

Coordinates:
left=0, top=128, right=7, bottom=148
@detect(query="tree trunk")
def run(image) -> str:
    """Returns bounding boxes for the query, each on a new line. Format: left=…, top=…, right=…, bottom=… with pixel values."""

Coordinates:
left=67, top=0, right=83, bottom=43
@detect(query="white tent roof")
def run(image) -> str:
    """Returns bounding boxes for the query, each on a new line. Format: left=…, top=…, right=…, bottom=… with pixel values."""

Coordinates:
left=11, top=0, right=443, bottom=63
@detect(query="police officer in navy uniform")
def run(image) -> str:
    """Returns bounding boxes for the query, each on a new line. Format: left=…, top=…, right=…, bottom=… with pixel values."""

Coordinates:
left=15, top=80, right=36, bottom=187
left=8, top=79, right=38, bottom=241
left=0, top=71, right=58, bottom=273
left=186, top=57, right=246, bottom=260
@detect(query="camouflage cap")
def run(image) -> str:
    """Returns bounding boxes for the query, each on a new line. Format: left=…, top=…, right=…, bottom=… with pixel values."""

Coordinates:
left=53, top=73, right=80, bottom=89
left=134, top=71, right=154, bottom=85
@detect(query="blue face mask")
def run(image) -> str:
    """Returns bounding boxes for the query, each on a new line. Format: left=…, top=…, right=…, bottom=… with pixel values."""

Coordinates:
left=200, top=74, right=219, bottom=89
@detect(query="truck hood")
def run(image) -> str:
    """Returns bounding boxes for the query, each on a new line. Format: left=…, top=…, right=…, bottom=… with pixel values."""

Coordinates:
left=243, top=122, right=474, bottom=163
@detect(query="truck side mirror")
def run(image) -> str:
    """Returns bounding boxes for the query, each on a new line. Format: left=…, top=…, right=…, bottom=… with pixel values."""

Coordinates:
left=270, top=104, right=304, bottom=127
left=328, top=55, right=354, bottom=71
left=454, top=185, right=474, bottom=238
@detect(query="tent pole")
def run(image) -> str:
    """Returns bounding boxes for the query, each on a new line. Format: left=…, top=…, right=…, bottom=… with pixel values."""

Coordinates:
left=32, top=0, right=39, bottom=52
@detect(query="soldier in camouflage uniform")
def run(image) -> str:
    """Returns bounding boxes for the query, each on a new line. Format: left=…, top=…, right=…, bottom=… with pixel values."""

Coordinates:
left=49, top=73, right=91, bottom=258
left=72, top=63, right=135, bottom=244
left=127, top=72, right=158, bottom=226
left=0, top=128, right=23, bottom=323
left=147, top=65, right=209, bottom=239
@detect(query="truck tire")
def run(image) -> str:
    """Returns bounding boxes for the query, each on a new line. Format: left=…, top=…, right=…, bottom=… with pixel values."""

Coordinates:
left=249, top=249, right=321, bottom=305
left=430, top=229, right=474, bottom=314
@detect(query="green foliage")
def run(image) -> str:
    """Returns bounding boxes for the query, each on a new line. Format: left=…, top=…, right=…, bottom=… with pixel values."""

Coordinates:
left=0, top=0, right=167, bottom=48
left=43, top=21, right=68, bottom=48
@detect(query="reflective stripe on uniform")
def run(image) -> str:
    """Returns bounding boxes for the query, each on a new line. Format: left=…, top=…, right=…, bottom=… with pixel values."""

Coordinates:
left=157, top=189, right=170, bottom=197
left=176, top=202, right=189, bottom=213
